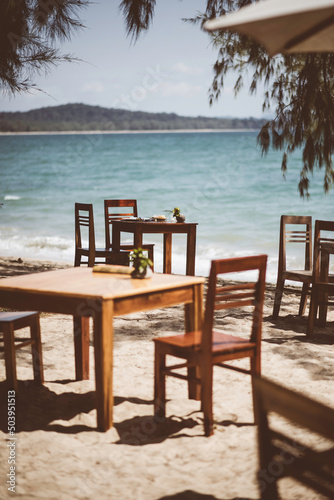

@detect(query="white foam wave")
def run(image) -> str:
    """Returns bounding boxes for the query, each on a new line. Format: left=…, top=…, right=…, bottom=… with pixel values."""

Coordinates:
left=0, top=231, right=321, bottom=284
left=0, top=233, right=73, bottom=264
left=4, top=195, right=21, bottom=200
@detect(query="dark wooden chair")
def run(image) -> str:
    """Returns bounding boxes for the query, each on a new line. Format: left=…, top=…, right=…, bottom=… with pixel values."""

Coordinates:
left=0, top=311, right=43, bottom=390
left=253, top=376, right=334, bottom=500
left=104, top=199, right=154, bottom=270
left=74, top=203, right=129, bottom=267
left=273, top=215, right=313, bottom=318
left=153, top=254, right=267, bottom=436
left=307, top=220, right=334, bottom=336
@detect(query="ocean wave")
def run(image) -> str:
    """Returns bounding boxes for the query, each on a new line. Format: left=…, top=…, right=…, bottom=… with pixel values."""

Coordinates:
left=0, top=234, right=73, bottom=264
left=4, top=195, right=21, bottom=200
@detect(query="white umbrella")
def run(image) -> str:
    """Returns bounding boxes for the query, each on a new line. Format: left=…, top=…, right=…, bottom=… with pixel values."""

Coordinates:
left=204, top=0, right=334, bottom=56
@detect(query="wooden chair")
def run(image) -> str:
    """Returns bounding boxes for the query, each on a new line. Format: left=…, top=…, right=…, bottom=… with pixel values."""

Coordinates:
left=153, top=254, right=267, bottom=436
left=307, top=220, right=334, bottom=336
left=253, top=376, right=334, bottom=500
left=0, top=311, right=44, bottom=391
left=273, top=215, right=312, bottom=318
left=74, top=203, right=130, bottom=267
left=104, top=199, right=154, bottom=270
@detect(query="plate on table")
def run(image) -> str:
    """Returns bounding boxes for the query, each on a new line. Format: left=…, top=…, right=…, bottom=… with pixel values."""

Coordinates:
left=152, top=215, right=167, bottom=222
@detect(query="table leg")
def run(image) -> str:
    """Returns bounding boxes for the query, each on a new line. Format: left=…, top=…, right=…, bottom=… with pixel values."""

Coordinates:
left=186, top=226, right=196, bottom=276
left=163, top=233, right=172, bottom=274
left=93, top=300, right=114, bottom=431
left=134, top=228, right=143, bottom=249
left=185, top=283, right=203, bottom=400
left=73, top=316, right=90, bottom=380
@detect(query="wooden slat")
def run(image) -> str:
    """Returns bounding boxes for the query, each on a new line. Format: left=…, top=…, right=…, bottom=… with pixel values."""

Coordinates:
left=215, top=291, right=255, bottom=301
left=215, top=299, right=254, bottom=310
left=216, top=283, right=255, bottom=293
left=13, top=339, right=34, bottom=349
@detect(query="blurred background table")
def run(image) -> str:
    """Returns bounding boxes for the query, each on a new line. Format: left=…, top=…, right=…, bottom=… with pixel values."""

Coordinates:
left=112, top=220, right=198, bottom=275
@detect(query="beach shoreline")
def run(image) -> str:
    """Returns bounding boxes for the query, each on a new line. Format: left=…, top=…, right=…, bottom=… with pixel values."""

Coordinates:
left=0, top=128, right=260, bottom=136
left=0, top=256, right=333, bottom=499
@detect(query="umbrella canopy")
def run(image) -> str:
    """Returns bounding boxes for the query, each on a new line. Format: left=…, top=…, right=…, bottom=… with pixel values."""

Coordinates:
left=204, top=0, right=334, bottom=56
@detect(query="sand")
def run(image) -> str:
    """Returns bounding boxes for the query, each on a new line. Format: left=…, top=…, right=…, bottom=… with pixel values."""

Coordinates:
left=0, top=256, right=333, bottom=500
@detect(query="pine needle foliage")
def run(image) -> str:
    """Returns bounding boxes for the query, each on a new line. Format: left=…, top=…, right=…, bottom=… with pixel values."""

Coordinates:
left=0, top=0, right=89, bottom=95
left=121, top=0, right=334, bottom=197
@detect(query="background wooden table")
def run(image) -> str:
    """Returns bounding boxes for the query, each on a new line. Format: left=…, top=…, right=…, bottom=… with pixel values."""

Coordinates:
left=112, top=220, right=198, bottom=275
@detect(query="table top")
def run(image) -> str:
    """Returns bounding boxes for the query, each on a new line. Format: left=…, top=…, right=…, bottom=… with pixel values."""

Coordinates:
left=0, top=267, right=205, bottom=300
left=112, top=219, right=197, bottom=226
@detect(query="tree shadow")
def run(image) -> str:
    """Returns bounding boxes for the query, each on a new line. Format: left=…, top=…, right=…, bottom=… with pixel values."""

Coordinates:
left=114, top=395, right=154, bottom=407
left=0, top=380, right=96, bottom=433
left=114, top=413, right=200, bottom=445
left=158, top=492, right=252, bottom=500
left=216, top=419, right=255, bottom=429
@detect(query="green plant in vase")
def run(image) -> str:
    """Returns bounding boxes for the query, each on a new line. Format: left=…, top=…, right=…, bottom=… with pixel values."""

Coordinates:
left=164, top=207, right=186, bottom=223
left=130, top=248, right=153, bottom=279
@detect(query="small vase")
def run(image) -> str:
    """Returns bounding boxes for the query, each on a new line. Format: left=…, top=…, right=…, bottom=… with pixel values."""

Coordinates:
left=131, top=267, right=147, bottom=279
left=176, top=214, right=186, bottom=223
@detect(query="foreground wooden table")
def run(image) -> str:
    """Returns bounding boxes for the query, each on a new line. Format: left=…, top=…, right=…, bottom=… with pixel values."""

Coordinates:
left=112, top=220, right=198, bottom=275
left=0, top=267, right=204, bottom=431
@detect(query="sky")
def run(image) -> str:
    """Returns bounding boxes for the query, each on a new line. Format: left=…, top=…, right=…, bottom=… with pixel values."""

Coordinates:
left=0, top=0, right=267, bottom=118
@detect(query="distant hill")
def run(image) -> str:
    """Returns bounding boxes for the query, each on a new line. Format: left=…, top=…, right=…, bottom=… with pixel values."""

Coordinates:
left=0, top=103, right=266, bottom=132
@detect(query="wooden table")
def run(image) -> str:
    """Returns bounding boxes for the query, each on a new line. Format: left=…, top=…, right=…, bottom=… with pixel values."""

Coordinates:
left=0, top=268, right=204, bottom=431
left=112, top=220, right=198, bottom=275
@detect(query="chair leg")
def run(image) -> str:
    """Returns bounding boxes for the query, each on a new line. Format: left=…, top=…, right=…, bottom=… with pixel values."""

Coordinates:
left=30, top=315, right=44, bottom=385
left=298, top=283, right=309, bottom=316
left=251, top=356, right=261, bottom=424
left=307, top=286, right=318, bottom=336
left=273, top=277, right=284, bottom=319
left=201, top=361, right=214, bottom=437
left=3, top=323, right=17, bottom=391
left=74, top=250, right=81, bottom=267
left=88, top=252, right=95, bottom=267
left=148, top=247, right=154, bottom=272
left=154, top=345, right=166, bottom=419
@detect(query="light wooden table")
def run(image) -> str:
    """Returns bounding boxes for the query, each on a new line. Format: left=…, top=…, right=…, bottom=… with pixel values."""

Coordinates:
left=112, top=220, right=198, bottom=275
left=0, top=267, right=204, bottom=431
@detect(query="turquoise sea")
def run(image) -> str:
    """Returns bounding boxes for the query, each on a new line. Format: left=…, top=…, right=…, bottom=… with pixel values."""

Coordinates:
left=0, top=131, right=333, bottom=282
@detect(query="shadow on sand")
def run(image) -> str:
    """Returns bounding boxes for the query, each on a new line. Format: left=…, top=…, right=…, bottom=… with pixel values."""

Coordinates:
left=158, top=491, right=253, bottom=500
left=0, top=380, right=96, bottom=433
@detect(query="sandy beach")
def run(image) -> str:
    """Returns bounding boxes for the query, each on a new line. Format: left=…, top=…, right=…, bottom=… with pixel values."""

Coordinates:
left=0, top=256, right=333, bottom=500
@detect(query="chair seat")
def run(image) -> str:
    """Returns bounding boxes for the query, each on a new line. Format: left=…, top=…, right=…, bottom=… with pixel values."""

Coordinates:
left=109, top=243, right=154, bottom=250
left=0, top=311, right=39, bottom=325
left=0, top=311, right=43, bottom=390
left=154, top=330, right=255, bottom=354
left=284, top=269, right=312, bottom=280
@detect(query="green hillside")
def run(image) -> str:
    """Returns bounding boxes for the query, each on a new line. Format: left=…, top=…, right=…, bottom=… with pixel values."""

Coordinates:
left=0, top=103, right=266, bottom=132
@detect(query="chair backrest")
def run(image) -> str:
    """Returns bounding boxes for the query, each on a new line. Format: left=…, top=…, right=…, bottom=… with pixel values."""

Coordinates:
left=75, top=203, right=95, bottom=250
left=104, top=199, right=138, bottom=248
left=278, top=215, right=312, bottom=273
left=253, top=376, right=334, bottom=499
left=202, top=255, right=267, bottom=354
left=313, top=219, right=334, bottom=281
